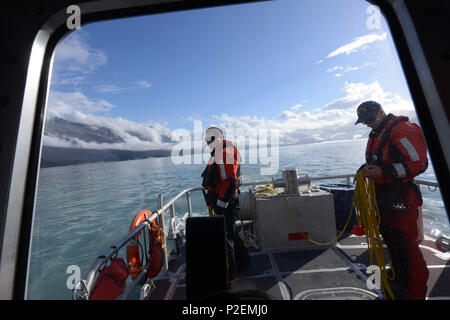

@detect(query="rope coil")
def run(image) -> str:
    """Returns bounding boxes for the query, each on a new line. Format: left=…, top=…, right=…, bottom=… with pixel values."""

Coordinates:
left=353, top=170, right=395, bottom=300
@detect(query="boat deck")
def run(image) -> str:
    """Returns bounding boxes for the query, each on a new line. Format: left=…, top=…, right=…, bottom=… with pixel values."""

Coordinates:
left=147, top=233, right=450, bottom=300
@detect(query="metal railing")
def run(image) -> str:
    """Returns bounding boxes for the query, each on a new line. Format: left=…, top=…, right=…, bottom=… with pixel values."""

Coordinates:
left=73, top=173, right=440, bottom=300
left=73, top=186, right=201, bottom=300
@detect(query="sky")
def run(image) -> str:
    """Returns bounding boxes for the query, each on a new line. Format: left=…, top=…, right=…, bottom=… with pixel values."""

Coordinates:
left=45, top=0, right=419, bottom=152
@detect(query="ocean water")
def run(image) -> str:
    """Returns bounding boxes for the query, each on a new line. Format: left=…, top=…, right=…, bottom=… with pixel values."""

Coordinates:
left=26, top=139, right=449, bottom=299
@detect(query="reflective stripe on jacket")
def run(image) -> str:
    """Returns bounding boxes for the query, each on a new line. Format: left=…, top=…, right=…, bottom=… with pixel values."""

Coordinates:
left=365, top=114, right=428, bottom=184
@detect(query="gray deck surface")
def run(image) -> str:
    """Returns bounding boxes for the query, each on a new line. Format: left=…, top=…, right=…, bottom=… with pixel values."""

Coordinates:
left=147, top=234, right=450, bottom=300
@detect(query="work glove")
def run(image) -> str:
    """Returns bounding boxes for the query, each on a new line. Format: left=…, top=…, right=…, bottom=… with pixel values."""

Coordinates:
left=213, top=198, right=229, bottom=215
left=353, top=163, right=367, bottom=184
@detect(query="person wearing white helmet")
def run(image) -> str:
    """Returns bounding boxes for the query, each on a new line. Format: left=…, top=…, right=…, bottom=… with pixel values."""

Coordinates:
left=204, top=127, right=224, bottom=151
left=201, top=127, right=249, bottom=280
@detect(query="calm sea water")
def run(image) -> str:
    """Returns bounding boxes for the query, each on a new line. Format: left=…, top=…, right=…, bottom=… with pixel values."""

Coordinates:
left=26, top=139, right=448, bottom=299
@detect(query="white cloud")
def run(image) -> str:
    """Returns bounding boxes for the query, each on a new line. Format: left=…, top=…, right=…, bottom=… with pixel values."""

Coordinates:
left=52, top=32, right=107, bottom=86
left=44, top=82, right=417, bottom=153
left=327, top=66, right=345, bottom=72
left=44, top=90, right=172, bottom=151
left=96, top=84, right=130, bottom=94
left=54, top=34, right=107, bottom=71
left=51, top=32, right=152, bottom=95
left=136, top=80, right=151, bottom=88
left=95, top=80, right=152, bottom=94
left=47, top=91, right=114, bottom=117
left=327, top=62, right=376, bottom=74
left=343, top=66, right=360, bottom=72
left=326, top=33, right=387, bottom=58
left=204, top=81, right=416, bottom=147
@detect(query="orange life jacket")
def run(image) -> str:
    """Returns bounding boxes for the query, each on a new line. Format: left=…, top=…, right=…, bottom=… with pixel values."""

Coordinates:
left=201, top=140, right=241, bottom=203
left=365, top=114, right=428, bottom=185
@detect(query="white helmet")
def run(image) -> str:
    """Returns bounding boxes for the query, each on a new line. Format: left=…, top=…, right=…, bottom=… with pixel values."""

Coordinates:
left=205, top=127, right=223, bottom=149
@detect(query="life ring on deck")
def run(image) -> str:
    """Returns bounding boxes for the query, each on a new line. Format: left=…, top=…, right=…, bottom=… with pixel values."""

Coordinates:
left=126, top=210, right=164, bottom=283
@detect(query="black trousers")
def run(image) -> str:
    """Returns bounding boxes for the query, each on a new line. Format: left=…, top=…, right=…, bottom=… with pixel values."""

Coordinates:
left=215, top=199, right=250, bottom=278
left=379, top=225, right=409, bottom=299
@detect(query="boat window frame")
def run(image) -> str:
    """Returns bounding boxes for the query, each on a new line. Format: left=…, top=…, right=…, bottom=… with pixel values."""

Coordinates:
left=0, top=0, right=448, bottom=300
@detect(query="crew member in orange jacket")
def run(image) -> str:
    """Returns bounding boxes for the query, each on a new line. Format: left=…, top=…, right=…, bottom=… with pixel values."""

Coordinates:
left=355, top=101, right=429, bottom=299
left=201, top=127, right=249, bottom=279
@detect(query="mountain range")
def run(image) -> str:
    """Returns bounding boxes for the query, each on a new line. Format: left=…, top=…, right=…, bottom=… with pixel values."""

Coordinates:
left=40, top=117, right=172, bottom=168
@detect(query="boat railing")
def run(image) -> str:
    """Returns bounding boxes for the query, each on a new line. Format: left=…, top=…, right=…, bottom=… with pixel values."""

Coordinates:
left=73, top=173, right=439, bottom=300
left=72, top=186, right=201, bottom=300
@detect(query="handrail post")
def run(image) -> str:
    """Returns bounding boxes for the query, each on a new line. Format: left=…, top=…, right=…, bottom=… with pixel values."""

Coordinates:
left=157, top=193, right=164, bottom=230
left=157, top=194, right=168, bottom=275
left=186, top=191, right=193, bottom=217
left=168, top=203, right=176, bottom=245
left=169, top=203, right=176, bottom=235
left=157, top=193, right=164, bottom=213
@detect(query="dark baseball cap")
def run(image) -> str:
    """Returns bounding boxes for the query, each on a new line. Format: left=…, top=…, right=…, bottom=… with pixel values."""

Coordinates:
left=355, top=101, right=381, bottom=125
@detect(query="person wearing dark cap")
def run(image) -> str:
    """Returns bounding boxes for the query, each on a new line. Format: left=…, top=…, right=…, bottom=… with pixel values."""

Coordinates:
left=355, top=101, right=429, bottom=299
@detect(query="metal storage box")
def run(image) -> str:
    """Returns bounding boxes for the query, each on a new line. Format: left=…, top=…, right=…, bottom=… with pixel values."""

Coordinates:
left=254, top=187, right=336, bottom=250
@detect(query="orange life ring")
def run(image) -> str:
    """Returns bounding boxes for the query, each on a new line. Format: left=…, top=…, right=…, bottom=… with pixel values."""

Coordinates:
left=126, top=210, right=164, bottom=283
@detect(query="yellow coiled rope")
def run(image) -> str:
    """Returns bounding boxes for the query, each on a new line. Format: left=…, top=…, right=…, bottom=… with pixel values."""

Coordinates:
left=208, top=204, right=213, bottom=217
left=353, top=170, right=396, bottom=300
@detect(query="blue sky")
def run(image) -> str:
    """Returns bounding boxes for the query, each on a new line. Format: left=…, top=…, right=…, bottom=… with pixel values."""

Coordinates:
left=46, top=0, right=417, bottom=150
